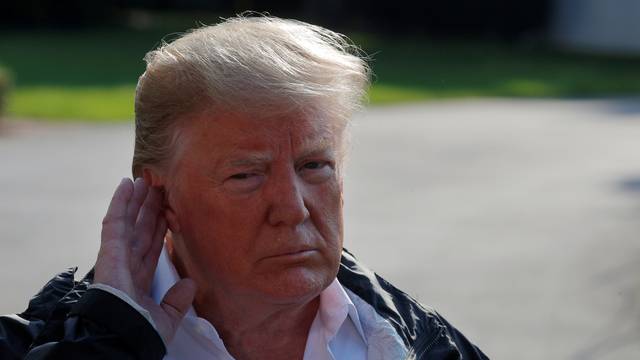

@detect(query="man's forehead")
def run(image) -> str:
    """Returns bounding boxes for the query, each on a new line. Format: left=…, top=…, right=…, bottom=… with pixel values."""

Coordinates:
left=224, top=135, right=337, bottom=168
left=189, top=108, right=340, bottom=136
left=223, top=130, right=341, bottom=159
left=177, top=110, right=346, bottom=163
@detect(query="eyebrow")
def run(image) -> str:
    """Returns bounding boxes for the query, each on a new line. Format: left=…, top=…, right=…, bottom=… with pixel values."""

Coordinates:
left=222, top=135, right=339, bottom=168
left=296, top=136, right=337, bottom=159
left=227, top=153, right=273, bottom=168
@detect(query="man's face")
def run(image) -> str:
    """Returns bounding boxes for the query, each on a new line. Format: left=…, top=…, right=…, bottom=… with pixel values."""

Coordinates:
left=164, top=110, right=345, bottom=305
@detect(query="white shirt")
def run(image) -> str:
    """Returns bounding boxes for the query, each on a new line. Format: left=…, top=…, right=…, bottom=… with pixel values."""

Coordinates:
left=148, top=247, right=368, bottom=359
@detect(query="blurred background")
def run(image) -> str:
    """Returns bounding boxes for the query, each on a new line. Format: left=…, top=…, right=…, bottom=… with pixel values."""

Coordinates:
left=1, top=1, right=640, bottom=359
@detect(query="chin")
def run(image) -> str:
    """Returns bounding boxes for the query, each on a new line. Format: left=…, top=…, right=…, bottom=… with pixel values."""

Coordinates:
left=254, top=266, right=336, bottom=305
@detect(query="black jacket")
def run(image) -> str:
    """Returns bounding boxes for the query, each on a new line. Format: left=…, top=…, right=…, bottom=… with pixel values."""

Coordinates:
left=0, top=250, right=488, bottom=359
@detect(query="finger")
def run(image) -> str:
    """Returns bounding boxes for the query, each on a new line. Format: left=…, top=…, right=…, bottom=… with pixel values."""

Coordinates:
left=143, top=215, right=167, bottom=271
left=125, top=178, right=149, bottom=233
left=137, top=215, right=167, bottom=291
left=160, top=279, right=197, bottom=342
left=101, top=178, right=134, bottom=243
left=132, top=187, right=163, bottom=256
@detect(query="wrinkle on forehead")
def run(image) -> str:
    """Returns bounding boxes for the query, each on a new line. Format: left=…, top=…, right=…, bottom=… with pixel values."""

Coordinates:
left=171, top=107, right=349, bottom=170
left=221, top=131, right=341, bottom=167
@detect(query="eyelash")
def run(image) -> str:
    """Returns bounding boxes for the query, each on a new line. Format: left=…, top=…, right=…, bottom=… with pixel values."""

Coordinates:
left=300, top=161, right=329, bottom=171
left=228, top=161, right=332, bottom=181
left=230, top=173, right=255, bottom=180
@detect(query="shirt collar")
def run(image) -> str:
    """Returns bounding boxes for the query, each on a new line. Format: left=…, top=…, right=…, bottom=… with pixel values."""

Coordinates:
left=318, top=278, right=367, bottom=344
left=152, top=246, right=230, bottom=354
left=151, top=246, right=198, bottom=318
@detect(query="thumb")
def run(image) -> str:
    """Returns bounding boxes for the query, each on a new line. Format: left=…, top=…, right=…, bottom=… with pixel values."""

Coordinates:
left=160, top=278, right=197, bottom=333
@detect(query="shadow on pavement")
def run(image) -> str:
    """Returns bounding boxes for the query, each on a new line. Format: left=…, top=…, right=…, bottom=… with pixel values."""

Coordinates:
left=600, top=98, right=640, bottom=117
left=572, top=251, right=640, bottom=360
left=619, top=177, right=640, bottom=193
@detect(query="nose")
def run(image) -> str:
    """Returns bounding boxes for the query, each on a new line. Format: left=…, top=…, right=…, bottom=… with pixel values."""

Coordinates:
left=265, top=166, right=310, bottom=227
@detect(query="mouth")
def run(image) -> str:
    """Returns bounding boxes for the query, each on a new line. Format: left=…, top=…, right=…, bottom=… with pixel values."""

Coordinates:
left=262, top=248, right=318, bottom=261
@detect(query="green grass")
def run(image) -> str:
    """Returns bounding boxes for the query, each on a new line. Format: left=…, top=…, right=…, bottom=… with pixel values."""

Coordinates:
left=363, top=38, right=640, bottom=101
left=8, top=86, right=135, bottom=121
left=0, top=66, right=10, bottom=115
left=1, top=27, right=640, bottom=122
left=0, top=29, right=169, bottom=121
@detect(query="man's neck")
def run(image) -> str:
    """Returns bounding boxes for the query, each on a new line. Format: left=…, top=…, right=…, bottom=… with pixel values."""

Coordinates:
left=168, top=244, right=320, bottom=360
left=194, top=291, right=320, bottom=360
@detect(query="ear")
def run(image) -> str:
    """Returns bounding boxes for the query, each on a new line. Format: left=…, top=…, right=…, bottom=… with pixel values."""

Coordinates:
left=142, top=167, right=163, bottom=187
left=142, top=167, right=181, bottom=233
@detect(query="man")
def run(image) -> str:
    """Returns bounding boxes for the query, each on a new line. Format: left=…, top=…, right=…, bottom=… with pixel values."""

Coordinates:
left=0, top=16, right=488, bottom=359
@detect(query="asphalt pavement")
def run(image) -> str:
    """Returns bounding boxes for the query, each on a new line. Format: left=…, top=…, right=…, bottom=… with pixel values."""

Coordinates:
left=1, top=98, right=639, bottom=359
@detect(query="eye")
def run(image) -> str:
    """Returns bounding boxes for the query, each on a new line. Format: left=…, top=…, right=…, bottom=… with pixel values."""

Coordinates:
left=230, top=173, right=253, bottom=180
left=225, top=173, right=264, bottom=193
left=299, top=160, right=334, bottom=183
left=303, top=161, right=325, bottom=170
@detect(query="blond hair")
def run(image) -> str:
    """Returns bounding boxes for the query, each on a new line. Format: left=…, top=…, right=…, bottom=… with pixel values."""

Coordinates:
left=132, top=15, right=370, bottom=177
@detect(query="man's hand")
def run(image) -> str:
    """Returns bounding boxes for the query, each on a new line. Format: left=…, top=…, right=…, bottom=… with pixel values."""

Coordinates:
left=94, top=177, right=196, bottom=344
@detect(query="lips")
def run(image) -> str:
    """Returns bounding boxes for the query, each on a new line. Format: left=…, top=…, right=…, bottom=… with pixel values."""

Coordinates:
left=262, top=247, right=318, bottom=260
left=260, top=230, right=322, bottom=261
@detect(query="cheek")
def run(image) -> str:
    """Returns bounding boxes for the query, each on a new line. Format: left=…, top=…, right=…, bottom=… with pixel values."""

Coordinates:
left=175, top=187, right=265, bottom=257
left=174, top=196, right=256, bottom=281
left=308, top=180, right=344, bottom=248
